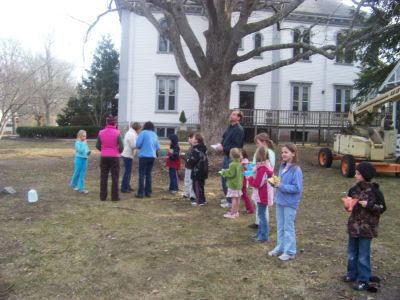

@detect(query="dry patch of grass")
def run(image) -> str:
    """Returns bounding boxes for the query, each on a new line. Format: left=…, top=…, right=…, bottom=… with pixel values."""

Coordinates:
left=0, top=138, right=399, bottom=299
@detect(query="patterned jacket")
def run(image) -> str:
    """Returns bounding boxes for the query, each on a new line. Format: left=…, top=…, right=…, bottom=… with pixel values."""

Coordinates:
left=347, top=182, right=386, bottom=239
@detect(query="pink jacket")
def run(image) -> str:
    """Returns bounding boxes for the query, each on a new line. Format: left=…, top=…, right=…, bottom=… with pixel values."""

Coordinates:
left=97, top=125, right=123, bottom=157
left=248, top=164, right=273, bottom=205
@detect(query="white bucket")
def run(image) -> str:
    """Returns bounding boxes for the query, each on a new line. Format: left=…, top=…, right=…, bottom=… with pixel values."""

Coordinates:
left=27, top=189, right=38, bottom=203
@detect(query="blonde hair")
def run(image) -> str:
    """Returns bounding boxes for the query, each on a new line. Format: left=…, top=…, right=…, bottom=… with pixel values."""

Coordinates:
left=77, top=130, right=87, bottom=139
left=255, top=146, right=269, bottom=163
left=282, top=143, right=299, bottom=164
left=229, top=147, right=242, bottom=160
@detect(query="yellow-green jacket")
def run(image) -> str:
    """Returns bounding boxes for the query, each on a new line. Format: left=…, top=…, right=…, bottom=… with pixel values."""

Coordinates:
left=220, top=159, right=243, bottom=190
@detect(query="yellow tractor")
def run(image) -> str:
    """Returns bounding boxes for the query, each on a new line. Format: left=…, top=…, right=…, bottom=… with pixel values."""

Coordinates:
left=318, top=86, right=400, bottom=177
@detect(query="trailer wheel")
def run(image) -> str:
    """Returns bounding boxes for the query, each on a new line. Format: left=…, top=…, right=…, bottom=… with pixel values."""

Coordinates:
left=396, top=157, right=400, bottom=178
left=318, top=148, right=333, bottom=168
left=340, top=155, right=356, bottom=178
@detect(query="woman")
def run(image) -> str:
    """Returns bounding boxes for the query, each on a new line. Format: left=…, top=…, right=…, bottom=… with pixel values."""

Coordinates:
left=135, top=121, right=160, bottom=198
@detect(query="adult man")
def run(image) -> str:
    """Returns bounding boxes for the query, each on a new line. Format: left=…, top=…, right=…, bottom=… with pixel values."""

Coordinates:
left=216, top=109, right=245, bottom=208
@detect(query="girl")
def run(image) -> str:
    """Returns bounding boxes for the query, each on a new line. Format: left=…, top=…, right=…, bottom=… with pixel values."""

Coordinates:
left=249, top=133, right=276, bottom=229
left=166, top=133, right=181, bottom=194
left=220, top=148, right=243, bottom=219
left=268, top=143, right=303, bottom=261
left=247, top=147, right=274, bottom=242
left=70, top=130, right=90, bottom=194
left=241, top=150, right=255, bottom=214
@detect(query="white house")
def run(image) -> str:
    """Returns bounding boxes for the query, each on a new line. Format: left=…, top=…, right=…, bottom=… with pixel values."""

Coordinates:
left=116, top=0, right=360, bottom=141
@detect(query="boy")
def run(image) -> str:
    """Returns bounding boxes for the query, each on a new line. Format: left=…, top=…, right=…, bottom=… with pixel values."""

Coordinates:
left=187, top=132, right=208, bottom=206
left=343, top=162, right=386, bottom=291
left=166, top=134, right=181, bottom=194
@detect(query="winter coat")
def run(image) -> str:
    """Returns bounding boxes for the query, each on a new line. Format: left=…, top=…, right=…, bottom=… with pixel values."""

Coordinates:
left=220, top=158, right=243, bottom=190
left=166, top=134, right=181, bottom=170
left=96, top=125, right=124, bottom=157
left=221, top=123, right=244, bottom=156
left=347, top=181, right=386, bottom=238
left=188, top=143, right=208, bottom=180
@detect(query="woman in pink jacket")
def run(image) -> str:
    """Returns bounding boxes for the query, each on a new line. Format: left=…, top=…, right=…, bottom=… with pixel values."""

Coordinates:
left=96, top=116, right=124, bottom=201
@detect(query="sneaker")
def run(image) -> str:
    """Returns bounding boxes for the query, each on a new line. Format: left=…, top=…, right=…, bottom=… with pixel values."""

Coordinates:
left=199, top=203, right=205, bottom=207
left=232, top=212, right=239, bottom=218
left=170, top=190, right=178, bottom=194
left=220, top=198, right=227, bottom=204
left=341, top=275, right=356, bottom=283
left=268, top=250, right=282, bottom=257
left=248, top=223, right=259, bottom=229
left=79, top=190, right=89, bottom=194
left=220, top=202, right=232, bottom=208
left=73, top=187, right=79, bottom=191
left=278, top=253, right=295, bottom=261
left=352, top=281, right=369, bottom=291
left=223, top=212, right=235, bottom=219
left=191, top=202, right=198, bottom=207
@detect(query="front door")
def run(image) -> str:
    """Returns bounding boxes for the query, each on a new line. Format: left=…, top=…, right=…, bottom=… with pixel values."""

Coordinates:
left=239, top=90, right=255, bottom=142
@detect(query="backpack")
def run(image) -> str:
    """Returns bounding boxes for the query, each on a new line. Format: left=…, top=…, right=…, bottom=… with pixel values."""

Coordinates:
left=193, top=149, right=208, bottom=180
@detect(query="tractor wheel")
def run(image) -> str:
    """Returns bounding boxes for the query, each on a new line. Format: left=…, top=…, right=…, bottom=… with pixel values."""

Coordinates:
left=340, top=155, right=356, bottom=178
left=318, top=148, right=333, bottom=168
left=396, top=157, right=400, bottom=178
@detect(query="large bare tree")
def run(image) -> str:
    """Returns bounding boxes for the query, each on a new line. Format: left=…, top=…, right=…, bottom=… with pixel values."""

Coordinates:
left=114, top=0, right=396, bottom=143
left=31, top=39, right=75, bottom=126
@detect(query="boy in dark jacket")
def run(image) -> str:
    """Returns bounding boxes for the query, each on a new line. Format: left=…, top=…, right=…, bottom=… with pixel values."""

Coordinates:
left=342, top=162, right=386, bottom=292
left=187, top=132, right=208, bottom=207
left=166, top=134, right=181, bottom=194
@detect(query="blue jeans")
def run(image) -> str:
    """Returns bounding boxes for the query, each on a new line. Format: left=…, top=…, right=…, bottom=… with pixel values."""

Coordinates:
left=169, top=168, right=179, bottom=191
left=256, top=203, right=269, bottom=241
left=274, top=204, right=297, bottom=256
left=70, top=157, right=88, bottom=192
left=347, top=236, right=372, bottom=282
left=221, top=155, right=232, bottom=203
left=121, top=157, right=133, bottom=192
left=138, top=157, right=155, bottom=196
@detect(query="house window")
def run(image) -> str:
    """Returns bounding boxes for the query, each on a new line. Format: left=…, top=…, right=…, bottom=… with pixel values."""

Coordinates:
left=253, top=33, right=262, bottom=57
left=156, top=127, right=175, bottom=138
left=158, top=19, right=172, bottom=53
left=293, top=28, right=310, bottom=60
left=335, top=86, right=352, bottom=112
left=156, top=76, right=177, bottom=111
left=336, top=31, right=354, bottom=64
left=292, top=83, right=310, bottom=111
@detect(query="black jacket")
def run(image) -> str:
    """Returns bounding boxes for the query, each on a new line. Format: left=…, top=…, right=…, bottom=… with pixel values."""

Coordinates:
left=221, top=123, right=244, bottom=156
left=188, top=143, right=208, bottom=180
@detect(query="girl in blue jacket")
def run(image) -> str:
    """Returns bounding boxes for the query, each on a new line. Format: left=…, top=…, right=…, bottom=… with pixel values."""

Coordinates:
left=268, top=143, right=303, bottom=261
left=70, top=130, right=90, bottom=194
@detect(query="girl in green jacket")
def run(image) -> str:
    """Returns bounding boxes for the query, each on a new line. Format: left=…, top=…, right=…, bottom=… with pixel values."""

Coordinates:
left=220, top=148, right=244, bottom=219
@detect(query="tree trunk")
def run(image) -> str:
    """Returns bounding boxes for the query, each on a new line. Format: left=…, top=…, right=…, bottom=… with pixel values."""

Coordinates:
left=197, top=77, right=232, bottom=145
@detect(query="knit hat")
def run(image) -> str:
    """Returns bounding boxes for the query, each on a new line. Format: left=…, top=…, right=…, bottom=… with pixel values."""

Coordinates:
left=356, top=162, right=376, bottom=182
left=106, top=116, right=116, bottom=126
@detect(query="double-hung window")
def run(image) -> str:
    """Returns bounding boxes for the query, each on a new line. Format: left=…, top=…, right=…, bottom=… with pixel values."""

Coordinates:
left=293, top=28, right=311, bottom=60
left=158, top=19, right=172, bottom=53
left=156, top=76, right=177, bottom=112
left=291, top=83, right=310, bottom=111
left=335, top=86, right=352, bottom=112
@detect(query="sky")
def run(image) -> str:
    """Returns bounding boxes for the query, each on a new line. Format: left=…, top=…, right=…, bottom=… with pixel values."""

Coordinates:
left=0, top=0, right=121, bottom=81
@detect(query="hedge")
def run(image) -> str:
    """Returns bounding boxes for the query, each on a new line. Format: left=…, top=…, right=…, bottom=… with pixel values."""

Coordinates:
left=16, top=126, right=102, bottom=138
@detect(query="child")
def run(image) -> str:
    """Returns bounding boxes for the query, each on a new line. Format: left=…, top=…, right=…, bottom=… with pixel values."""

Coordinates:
left=241, top=150, right=255, bottom=214
left=249, top=133, right=276, bottom=229
left=342, top=162, right=386, bottom=291
left=183, top=133, right=196, bottom=201
left=70, top=130, right=90, bottom=194
left=268, top=143, right=303, bottom=261
left=187, top=132, right=208, bottom=206
left=220, top=148, right=243, bottom=219
left=166, top=133, right=181, bottom=194
left=247, top=147, right=274, bottom=242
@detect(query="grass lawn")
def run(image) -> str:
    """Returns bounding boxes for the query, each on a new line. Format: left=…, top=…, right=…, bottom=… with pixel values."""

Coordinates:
left=0, top=138, right=399, bottom=299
